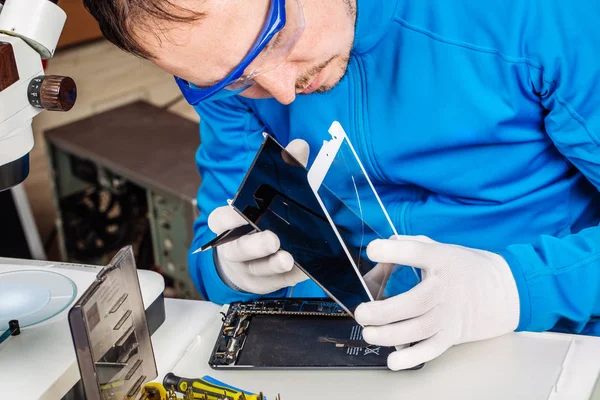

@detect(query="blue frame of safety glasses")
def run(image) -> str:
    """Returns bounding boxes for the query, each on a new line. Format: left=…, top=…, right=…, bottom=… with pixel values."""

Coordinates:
left=174, top=0, right=287, bottom=104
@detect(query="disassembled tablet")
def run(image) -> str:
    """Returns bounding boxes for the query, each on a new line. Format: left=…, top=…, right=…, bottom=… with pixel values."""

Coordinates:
left=209, top=298, right=400, bottom=370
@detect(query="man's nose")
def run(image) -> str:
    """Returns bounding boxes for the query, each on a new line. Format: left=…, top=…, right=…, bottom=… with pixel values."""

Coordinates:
left=254, top=64, right=297, bottom=105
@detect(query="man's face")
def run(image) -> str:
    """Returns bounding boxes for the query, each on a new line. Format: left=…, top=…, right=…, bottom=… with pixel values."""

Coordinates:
left=137, top=0, right=356, bottom=105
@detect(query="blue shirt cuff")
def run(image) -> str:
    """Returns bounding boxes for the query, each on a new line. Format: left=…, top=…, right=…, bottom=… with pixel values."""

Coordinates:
left=498, top=249, right=532, bottom=332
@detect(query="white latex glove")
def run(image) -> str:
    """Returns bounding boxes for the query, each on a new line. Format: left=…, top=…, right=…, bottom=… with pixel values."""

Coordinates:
left=207, top=139, right=310, bottom=294
left=354, top=235, right=520, bottom=371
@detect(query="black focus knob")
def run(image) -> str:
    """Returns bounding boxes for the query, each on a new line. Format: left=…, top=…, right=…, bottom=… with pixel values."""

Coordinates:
left=28, top=75, right=77, bottom=111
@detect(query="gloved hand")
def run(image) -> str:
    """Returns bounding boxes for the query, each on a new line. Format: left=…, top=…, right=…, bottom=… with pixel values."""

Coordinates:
left=354, top=235, right=520, bottom=371
left=207, top=139, right=310, bottom=294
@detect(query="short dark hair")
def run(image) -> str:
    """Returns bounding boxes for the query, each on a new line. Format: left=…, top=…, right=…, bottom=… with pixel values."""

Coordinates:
left=83, top=0, right=205, bottom=59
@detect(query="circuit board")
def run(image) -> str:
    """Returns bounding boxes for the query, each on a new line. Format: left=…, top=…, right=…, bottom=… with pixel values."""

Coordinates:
left=209, top=298, right=402, bottom=370
left=229, top=298, right=348, bottom=318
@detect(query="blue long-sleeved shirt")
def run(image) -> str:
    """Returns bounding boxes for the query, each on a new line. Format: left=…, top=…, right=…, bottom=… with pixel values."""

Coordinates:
left=187, top=0, right=600, bottom=335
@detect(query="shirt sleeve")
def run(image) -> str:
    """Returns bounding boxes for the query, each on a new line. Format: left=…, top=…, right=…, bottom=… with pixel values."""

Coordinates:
left=499, top=0, right=600, bottom=333
left=187, top=95, right=289, bottom=304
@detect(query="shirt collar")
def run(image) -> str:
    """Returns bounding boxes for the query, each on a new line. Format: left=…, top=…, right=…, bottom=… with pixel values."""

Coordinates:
left=352, top=0, right=400, bottom=54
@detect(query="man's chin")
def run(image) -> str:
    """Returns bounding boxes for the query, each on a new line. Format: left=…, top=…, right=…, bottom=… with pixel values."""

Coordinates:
left=314, top=69, right=348, bottom=94
left=298, top=81, right=337, bottom=95
left=315, top=85, right=335, bottom=94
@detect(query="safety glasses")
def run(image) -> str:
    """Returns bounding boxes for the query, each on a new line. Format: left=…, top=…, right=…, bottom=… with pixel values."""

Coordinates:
left=174, top=0, right=305, bottom=104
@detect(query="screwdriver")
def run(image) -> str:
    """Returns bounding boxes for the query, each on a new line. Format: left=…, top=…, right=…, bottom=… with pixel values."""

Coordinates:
left=0, top=320, right=20, bottom=345
left=163, top=373, right=278, bottom=400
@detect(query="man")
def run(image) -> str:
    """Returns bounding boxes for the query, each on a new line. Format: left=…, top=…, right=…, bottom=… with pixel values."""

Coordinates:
left=84, top=0, right=600, bottom=370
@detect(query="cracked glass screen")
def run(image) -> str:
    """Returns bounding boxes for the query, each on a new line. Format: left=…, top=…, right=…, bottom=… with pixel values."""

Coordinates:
left=230, top=134, right=373, bottom=315
left=308, top=122, right=420, bottom=300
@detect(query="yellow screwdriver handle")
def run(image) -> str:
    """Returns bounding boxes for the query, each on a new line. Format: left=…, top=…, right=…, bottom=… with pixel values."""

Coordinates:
left=163, top=373, right=261, bottom=400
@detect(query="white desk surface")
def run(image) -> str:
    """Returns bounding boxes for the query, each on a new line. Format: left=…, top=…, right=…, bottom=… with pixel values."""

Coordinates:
left=152, top=299, right=221, bottom=381
left=1, top=287, right=599, bottom=400
left=171, top=303, right=600, bottom=400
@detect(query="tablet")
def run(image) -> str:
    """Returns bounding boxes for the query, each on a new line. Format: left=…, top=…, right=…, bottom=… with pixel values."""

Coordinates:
left=208, top=298, right=424, bottom=371
left=209, top=298, right=394, bottom=370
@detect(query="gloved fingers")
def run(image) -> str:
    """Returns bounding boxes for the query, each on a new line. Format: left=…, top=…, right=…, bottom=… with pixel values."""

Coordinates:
left=354, top=277, right=438, bottom=326
left=361, top=307, right=442, bottom=347
left=208, top=205, right=248, bottom=235
left=282, top=265, right=309, bottom=287
left=362, top=263, right=394, bottom=297
left=270, top=266, right=309, bottom=289
left=282, top=139, right=310, bottom=167
left=386, top=331, right=452, bottom=371
left=241, top=277, right=289, bottom=295
left=219, top=231, right=280, bottom=262
left=367, top=238, right=444, bottom=272
left=362, top=263, right=394, bottom=285
left=247, top=250, right=295, bottom=276
left=245, top=266, right=308, bottom=294
left=391, top=234, right=436, bottom=244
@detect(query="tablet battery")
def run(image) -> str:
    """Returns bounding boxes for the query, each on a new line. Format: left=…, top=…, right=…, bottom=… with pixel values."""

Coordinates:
left=237, top=314, right=393, bottom=368
left=209, top=298, right=399, bottom=370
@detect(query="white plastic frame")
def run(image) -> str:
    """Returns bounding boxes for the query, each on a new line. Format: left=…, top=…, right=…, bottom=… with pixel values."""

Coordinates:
left=307, top=121, right=404, bottom=301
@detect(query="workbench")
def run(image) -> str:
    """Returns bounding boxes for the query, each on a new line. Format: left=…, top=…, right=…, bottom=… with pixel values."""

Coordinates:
left=165, top=300, right=600, bottom=400
left=2, top=296, right=600, bottom=399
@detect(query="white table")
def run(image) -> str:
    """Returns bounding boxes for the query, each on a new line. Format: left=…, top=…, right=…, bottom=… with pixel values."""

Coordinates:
left=170, top=303, right=600, bottom=400
left=151, top=299, right=221, bottom=380
left=2, top=293, right=599, bottom=399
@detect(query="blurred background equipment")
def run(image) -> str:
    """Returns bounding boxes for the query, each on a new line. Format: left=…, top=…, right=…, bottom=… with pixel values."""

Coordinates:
left=45, top=101, right=203, bottom=299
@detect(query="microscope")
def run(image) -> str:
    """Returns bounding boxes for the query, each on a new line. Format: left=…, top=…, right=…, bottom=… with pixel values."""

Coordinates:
left=0, top=0, right=76, bottom=191
left=0, top=0, right=76, bottom=343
